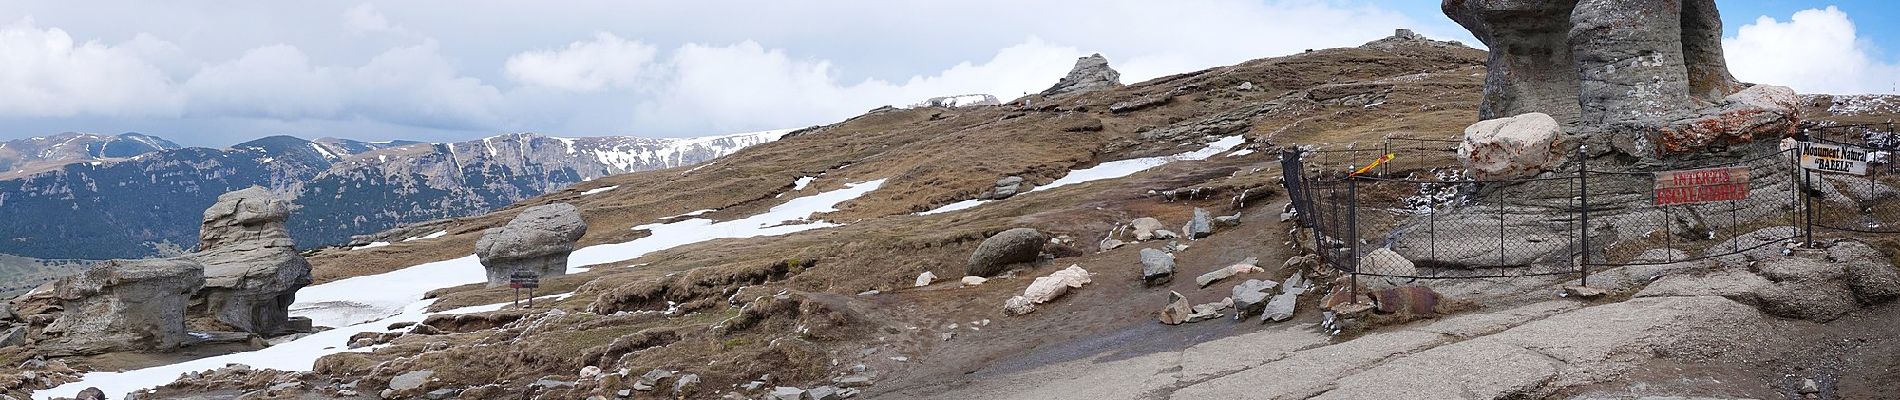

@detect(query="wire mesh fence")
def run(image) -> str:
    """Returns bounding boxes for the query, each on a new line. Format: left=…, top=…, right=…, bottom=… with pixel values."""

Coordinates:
left=1285, top=137, right=1808, bottom=284
left=1802, top=123, right=1900, bottom=234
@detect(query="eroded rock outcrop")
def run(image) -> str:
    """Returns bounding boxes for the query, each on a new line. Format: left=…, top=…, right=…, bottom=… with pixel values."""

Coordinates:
left=21, top=258, right=203, bottom=356
left=1444, top=0, right=1798, bottom=158
left=1039, top=54, right=1121, bottom=98
left=476, top=203, right=588, bottom=287
left=191, top=186, right=313, bottom=334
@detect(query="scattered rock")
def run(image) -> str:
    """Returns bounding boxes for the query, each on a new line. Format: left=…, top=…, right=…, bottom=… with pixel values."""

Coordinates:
left=807, top=385, right=845, bottom=400
left=475, top=203, right=587, bottom=287
left=1158, top=291, right=1193, bottom=325
left=1236, top=82, right=1254, bottom=91
left=991, top=176, right=1024, bottom=199
left=959, top=276, right=987, bottom=287
left=76, top=387, right=105, bottom=400
left=1561, top=285, right=1606, bottom=299
left=424, top=388, right=458, bottom=399
left=1187, top=298, right=1230, bottom=323
left=1139, top=249, right=1176, bottom=286
left=833, top=374, right=873, bottom=388
left=1039, top=53, right=1121, bottom=98
left=1195, top=257, right=1263, bottom=287
left=1153, top=229, right=1180, bottom=240
left=634, top=369, right=674, bottom=391
left=1799, top=378, right=1820, bottom=394
left=1213, top=215, right=1242, bottom=227
left=1100, top=239, right=1125, bottom=252
left=0, top=326, right=26, bottom=348
left=674, top=373, right=701, bottom=397
left=770, top=386, right=805, bottom=400
left=1262, top=292, right=1299, bottom=323
left=967, top=228, right=1045, bottom=277
left=388, top=370, right=434, bottom=391
left=1457, top=113, right=1565, bottom=180
left=1231, top=279, right=1278, bottom=320
left=1003, top=265, right=1092, bottom=316
left=1358, top=248, right=1416, bottom=277
left=1183, top=208, right=1213, bottom=239
left=1131, top=218, right=1165, bottom=241
left=189, top=186, right=314, bottom=335
left=914, top=271, right=936, bottom=287
left=578, top=366, right=602, bottom=379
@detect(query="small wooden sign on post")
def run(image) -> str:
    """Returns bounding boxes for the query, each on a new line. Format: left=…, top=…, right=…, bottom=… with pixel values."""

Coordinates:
left=1799, top=142, right=1870, bottom=176
left=509, top=270, right=541, bottom=308
left=1654, top=166, right=1750, bottom=206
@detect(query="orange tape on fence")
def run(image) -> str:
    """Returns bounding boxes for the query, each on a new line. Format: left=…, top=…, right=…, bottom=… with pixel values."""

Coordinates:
left=1349, top=153, right=1396, bottom=177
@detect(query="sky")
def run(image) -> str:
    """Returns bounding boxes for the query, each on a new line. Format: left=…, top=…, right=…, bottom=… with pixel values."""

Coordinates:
left=0, top=1, right=1895, bottom=147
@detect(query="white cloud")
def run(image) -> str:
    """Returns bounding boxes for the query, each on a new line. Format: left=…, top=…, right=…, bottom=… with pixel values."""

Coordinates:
left=629, top=38, right=1086, bottom=134
left=180, top=41, right=501, bottom=128
left=504, top=32, right=659, bottom=92
left=0, top=19, right=184, bottom=118
left=184, top=45, right=342, bottom=118
left=342, top=4, right=397, bottom=35
left=0, top=1, right=1444, bottom=144
left=1724, top=6, right=1900, bottom=95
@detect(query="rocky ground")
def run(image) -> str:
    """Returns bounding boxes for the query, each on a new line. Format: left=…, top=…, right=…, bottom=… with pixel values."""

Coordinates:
left=8, top=28, right=1900, bottom=400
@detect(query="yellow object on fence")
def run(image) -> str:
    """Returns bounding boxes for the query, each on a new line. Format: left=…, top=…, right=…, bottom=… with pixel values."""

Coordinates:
left=1349, top=153, right=1396, bottom=177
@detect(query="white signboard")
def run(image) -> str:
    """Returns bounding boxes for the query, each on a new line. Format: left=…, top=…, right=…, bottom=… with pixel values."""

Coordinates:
left=1801, top=142, right=1870, bottom=176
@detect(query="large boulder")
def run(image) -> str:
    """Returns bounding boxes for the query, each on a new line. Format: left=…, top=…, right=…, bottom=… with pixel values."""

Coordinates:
left=1131, top=217, right=1166, bottom=241
left=1039, top=54, right=1121, bottom=98
left=966, top=228, right=1046, bottom=277
left=476, top=203, right=588, bottom=287
left=1003, top=265, right=1091, bottom=316
left=1230, top=279, right=1277, bottom=320
left=1444, top=0, right=1797, bottom=159
left=1182, top=208, right=1213, bottom=239
left=1158, top=291, right=1193, bottom=325
left=1457, top=113, right=1565, bottom=180
left=1139, top=248, right=1176, bottom=286
left=990, top=176, right=1024, bottom=199
left=190, top=186, right=313, bottom=334
left=24, top=258, right=203, bottom=356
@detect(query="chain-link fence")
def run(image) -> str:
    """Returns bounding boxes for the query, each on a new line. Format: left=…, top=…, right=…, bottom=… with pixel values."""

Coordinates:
left=1803, top=123, right=1900, bottom=234
left=1284, top=137, right=1805, bottom=285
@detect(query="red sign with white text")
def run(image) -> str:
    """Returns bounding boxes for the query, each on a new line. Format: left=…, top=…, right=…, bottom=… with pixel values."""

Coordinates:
left=1654, top=167, right=1750, bottom=205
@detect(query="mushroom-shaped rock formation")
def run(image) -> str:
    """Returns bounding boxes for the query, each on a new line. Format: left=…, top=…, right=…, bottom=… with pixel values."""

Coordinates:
left=476, top=203, right=588, bottom=287
left=191, top=186, right=313, bottom=335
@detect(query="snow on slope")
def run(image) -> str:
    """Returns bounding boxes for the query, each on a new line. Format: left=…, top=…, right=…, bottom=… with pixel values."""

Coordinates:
left=40, top=178, right=890, bottom=399
left=585, top=128, right=794, bottom=171
left=922, top=136, right=1246, bottom=215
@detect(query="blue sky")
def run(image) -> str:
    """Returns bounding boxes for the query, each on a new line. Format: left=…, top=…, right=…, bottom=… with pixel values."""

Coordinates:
left=0, top=1, right=1893, bottom=146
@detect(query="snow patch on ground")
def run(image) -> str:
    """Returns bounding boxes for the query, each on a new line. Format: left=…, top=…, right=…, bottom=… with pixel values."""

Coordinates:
left=568, top=179, right=885, bottom=267
left=401, top=230, right=449, bottom=242
left=920, top=136, right=1245, bottom=215
left=351, top=241, right=390, bottom=250
left=793, top=176, right=815, bottom=191
left=581, top=185, right=619, bottom=195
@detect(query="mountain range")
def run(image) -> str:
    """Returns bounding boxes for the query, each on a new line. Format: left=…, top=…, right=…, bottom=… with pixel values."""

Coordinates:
left=0, top=129, right=789, bottom=260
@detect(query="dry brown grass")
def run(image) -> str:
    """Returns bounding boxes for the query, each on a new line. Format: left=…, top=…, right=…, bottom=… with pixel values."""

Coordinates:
left=277, top=39, right=1510, bottom=396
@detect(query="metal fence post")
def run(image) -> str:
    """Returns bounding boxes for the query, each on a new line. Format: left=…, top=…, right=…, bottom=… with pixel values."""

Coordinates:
left=1804, top=167, right=1815, bottom=247
left=1348, top=177, right=1361, bottom=303
left=1577, top=146, right=1590, bottom=287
